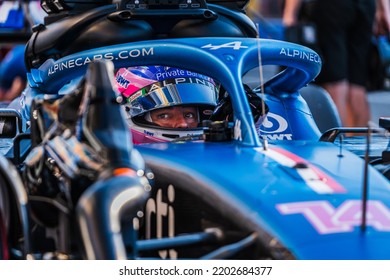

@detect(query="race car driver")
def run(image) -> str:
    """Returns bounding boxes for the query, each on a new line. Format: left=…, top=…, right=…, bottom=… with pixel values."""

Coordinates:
left=114, top=65, right=268, bottom=144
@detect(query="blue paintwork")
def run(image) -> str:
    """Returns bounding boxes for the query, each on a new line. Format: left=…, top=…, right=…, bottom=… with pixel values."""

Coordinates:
left=26, top=37, right=390, bottom=259
left=136, top=141, right=390, bottom=259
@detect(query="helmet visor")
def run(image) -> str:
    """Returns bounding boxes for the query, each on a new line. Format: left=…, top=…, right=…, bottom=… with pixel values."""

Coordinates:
left=121, top=78, right=219, bottom=117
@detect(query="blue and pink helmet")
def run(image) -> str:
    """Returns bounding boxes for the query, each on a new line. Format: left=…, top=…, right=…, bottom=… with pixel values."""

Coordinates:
left=115, top=66, right=219, bottom=143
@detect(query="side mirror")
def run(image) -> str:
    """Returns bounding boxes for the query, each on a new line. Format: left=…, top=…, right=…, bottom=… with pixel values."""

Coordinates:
left=379, top=117, right=390, bottom=132
left=379, top=117, right=390, bottom=163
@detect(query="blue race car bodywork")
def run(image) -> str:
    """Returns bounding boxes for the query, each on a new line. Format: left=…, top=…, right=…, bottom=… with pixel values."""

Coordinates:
left=137, top=140, right=390, bottom=259
left=24, top=36, right=390, bottom=259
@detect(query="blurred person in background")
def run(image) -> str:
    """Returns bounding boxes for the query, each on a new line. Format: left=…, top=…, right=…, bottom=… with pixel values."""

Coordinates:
left=0, top=45, right=26, bottom=103
left=283, top=0, right=390, bottom=128
left=0, top=0, right=46, bottom=104
left=374, top=0, right=390, bottom=35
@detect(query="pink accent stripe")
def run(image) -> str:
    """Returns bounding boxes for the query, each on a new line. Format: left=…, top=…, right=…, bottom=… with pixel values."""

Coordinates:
left=116, top=69, right=156, bottom=98
left=271, top=147, right=346, bottom=194
left=131, top=129, right=168, bottom=144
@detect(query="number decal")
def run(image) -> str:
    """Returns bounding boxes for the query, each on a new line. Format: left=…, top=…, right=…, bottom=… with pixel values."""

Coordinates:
left=277, top=200, right=390, bottom=234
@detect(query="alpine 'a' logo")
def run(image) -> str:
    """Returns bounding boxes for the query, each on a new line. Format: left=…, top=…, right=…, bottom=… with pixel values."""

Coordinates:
left=201, top=41, right=248, bottom=50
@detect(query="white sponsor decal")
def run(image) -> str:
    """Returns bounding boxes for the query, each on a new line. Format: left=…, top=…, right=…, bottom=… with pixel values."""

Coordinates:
left=280, top=48, right=321, bottom=63
left=47, top=47, right=154, bottom=76
left=265, top=134, right=293, bottom=140
left=145, top=184, right=177, bottom=259
left=233, top=119, right=242, bottom=141
left=201, top=41, right=248, bottom=50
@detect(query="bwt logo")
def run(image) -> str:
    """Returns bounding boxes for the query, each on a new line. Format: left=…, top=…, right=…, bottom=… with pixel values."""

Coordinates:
left=259, top=113, right=292, bottom=140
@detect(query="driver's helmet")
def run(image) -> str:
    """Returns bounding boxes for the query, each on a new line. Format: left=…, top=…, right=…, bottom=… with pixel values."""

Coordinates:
left=115, top=66, right=219, bottom=143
